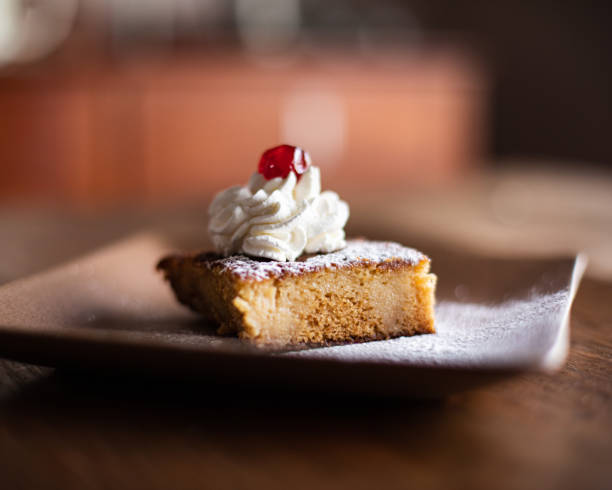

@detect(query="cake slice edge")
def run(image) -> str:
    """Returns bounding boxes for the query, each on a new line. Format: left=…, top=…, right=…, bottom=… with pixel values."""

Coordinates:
left=157, top=240, right=436, bottom=349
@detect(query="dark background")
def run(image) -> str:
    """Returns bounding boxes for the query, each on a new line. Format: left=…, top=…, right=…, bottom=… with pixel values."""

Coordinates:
left=0, top=1, right=610, bottom=206
left=414, top=1, right=611, bottom=165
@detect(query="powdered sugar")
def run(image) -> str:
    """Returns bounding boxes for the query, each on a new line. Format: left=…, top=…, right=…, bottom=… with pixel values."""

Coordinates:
left=285, top=291, right=570, bottom=369
left=199, top=239, right=427, bottom=281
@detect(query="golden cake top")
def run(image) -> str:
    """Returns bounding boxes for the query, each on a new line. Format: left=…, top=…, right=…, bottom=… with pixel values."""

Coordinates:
left=191, top=239, right=428, bottom=282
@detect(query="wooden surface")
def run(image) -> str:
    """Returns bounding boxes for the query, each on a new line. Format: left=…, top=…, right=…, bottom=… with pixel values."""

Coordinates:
left=0, top=279, right=609, bottom=490
left=0, top=169, right=611, bottom=490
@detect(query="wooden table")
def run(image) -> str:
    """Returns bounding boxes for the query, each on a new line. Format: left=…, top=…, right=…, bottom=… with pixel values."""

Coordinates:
left=1, top=169, right=611, bottom=490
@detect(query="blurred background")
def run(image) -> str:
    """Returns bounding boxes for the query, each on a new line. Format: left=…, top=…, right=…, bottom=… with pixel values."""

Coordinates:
left=0, top=0, right=611, bottom=278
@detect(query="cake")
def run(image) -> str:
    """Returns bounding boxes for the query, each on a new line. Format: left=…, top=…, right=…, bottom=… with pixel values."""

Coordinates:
left=158, top=239, right=436, bottom=348
left=158, top=144, right=436, bottom=349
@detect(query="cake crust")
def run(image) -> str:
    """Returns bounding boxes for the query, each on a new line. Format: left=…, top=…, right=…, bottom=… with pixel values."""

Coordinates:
left=158, top=239, right=436, bottom=349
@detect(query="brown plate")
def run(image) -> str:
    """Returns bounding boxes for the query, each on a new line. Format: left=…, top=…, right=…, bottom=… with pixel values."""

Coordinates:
left=0, top=232, right=586, bottom=397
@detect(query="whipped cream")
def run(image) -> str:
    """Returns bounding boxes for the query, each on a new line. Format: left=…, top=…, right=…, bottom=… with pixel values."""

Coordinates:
left=208, top=166, right=349, bottom=261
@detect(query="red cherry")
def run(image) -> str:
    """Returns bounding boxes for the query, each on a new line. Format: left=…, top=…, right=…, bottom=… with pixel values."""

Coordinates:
left=258, top=144, right=311, bottom=180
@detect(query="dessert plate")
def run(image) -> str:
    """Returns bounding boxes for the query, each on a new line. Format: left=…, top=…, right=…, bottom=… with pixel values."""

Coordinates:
left=0, top=232, right=586, bottom=397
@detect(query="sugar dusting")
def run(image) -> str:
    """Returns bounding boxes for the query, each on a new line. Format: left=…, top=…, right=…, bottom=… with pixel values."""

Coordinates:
left=285, top=290, right=570, bottom=369
left=199, top=239, right=426, bottom=281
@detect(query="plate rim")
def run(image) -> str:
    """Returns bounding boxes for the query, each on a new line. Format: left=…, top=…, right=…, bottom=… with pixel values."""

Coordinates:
left=0, top=233, right=587, bottom=395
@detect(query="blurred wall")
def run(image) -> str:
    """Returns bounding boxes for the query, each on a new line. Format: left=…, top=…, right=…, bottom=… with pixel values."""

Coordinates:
left=410, top=1, right=612, bottom=166
left=0, top=0, right=487, bottom=206
left=1, top=0, right=609, bottom=208
left=0, top=50, right=485, bottom=206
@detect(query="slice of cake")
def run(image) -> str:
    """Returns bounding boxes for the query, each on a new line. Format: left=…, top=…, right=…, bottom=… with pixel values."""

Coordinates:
left=158, top=144, right=436, bottom=348
left=158, top=239, right=436, bottom=348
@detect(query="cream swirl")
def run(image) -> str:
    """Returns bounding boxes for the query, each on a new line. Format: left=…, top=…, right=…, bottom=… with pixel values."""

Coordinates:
left=208, top=167, right=349, bottom=261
